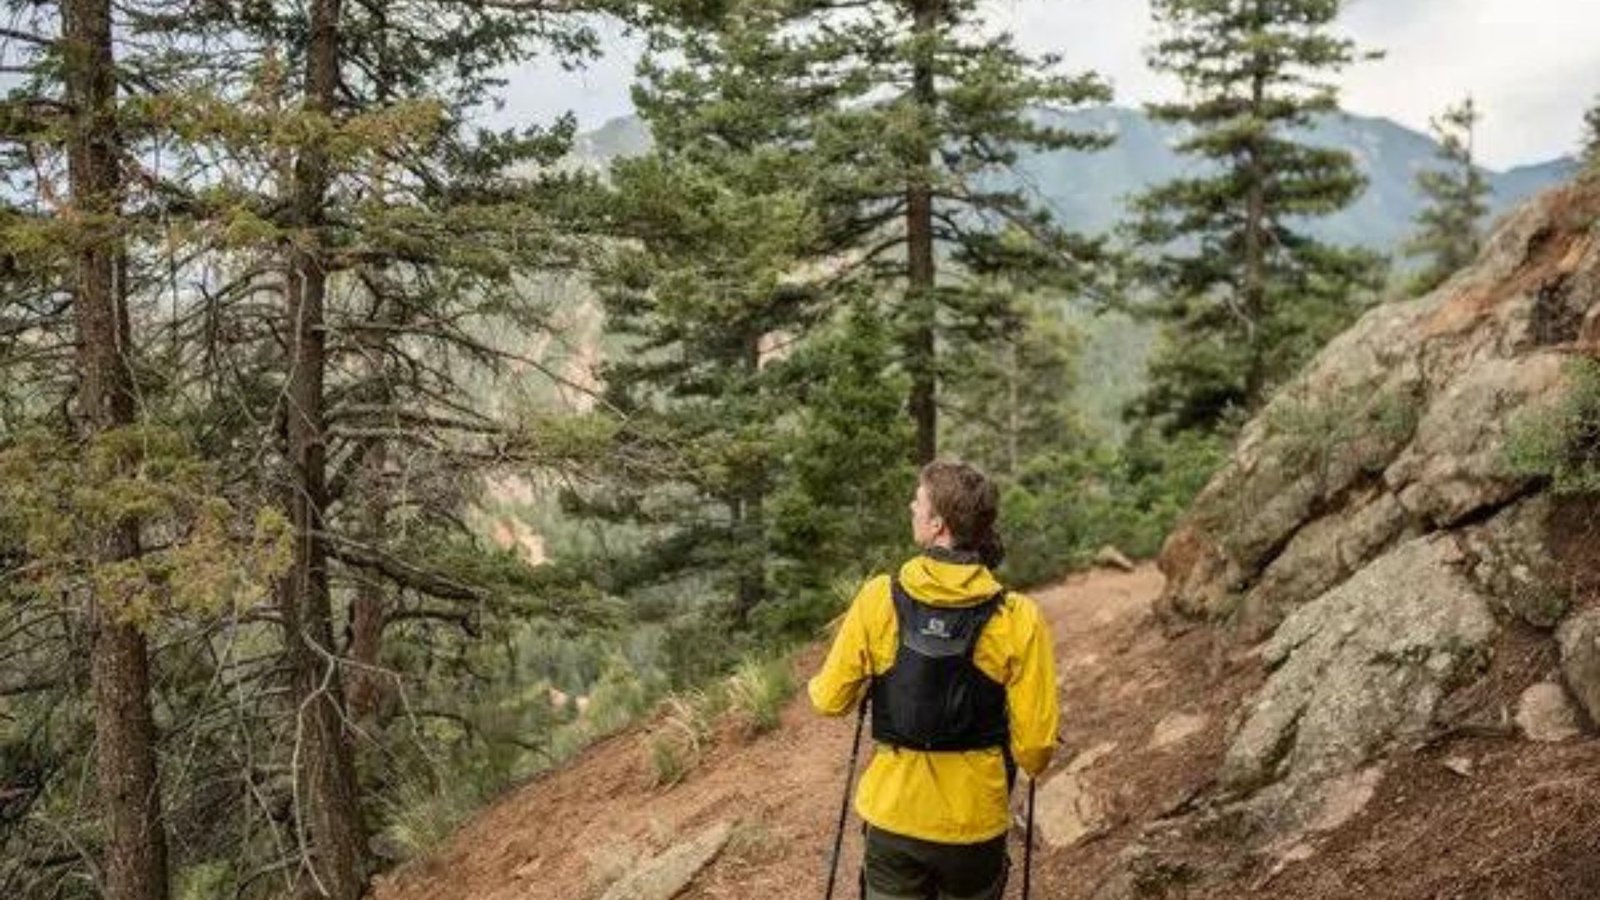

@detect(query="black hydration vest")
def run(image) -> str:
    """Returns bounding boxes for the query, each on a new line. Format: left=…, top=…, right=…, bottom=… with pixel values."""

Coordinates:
left=869, top=578, right=1009, bottom=752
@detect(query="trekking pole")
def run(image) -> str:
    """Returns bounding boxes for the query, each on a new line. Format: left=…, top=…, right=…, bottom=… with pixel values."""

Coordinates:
left=825, top=694, right=868, bottom=900
left=1021, top=776, right=1036, bottom=900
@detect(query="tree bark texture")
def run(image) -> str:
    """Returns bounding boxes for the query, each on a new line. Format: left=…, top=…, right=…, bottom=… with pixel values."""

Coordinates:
left=905, top=0, right=940, bottom=465
left=280, top=1, right=369, bottom=896
left=63, top=0, right=171, bottom=896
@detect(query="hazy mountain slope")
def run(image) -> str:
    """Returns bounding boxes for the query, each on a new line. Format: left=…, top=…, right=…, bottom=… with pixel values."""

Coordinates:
left=575, top=106, right=1579, bottom=252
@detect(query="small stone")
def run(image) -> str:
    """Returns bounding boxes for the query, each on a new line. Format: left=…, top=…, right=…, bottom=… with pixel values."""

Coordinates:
left=1442, top=757, right=1473, bottom=777
left=1150, top=712, right=1209, bottom=750
left=512, top=857, right=543, bottom=879
left=1035, top=773, right=1106, bottom=849
left=1515, top=682, right=1582, bottom=742
left=1094, top=545, right=1136, bottom=571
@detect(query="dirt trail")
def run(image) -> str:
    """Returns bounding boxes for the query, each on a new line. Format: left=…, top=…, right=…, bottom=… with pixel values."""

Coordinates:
left=372, top=564, right=1199, bottom=900
left=371, top=563, right=1600, bottom=900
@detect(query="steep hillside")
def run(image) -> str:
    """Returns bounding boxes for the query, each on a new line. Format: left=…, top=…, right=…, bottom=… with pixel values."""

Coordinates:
left=369, top=562, right=1600, bottom=900
left=369, top=565, right=1255, bottom=900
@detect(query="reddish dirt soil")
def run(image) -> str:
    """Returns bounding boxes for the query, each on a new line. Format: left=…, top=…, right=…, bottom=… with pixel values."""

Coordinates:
left=370, top=563, right=1600, bottom=900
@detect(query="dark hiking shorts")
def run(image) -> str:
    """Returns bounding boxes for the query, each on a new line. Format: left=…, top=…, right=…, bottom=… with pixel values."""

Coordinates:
left=860, top=825, right=1009, bottom=900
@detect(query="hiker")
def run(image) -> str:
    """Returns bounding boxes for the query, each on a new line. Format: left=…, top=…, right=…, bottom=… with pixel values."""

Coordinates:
left=810, top=460, right=1059, bottom=900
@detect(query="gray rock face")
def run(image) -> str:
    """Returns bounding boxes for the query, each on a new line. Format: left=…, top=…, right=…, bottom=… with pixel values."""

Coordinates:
left=1242, top=491, right=1411, bottom=628
left=1157, top=186, right=1595, bottom=627
left=1140, top=184, right=1600, bottom=857
left=1458, top=496, right=1570, bottom=628
left=1558, top=609, right=1600, bottom=726
left=1384, top=354, right=1565, bottom=526
left=1222, top=537, right=1496, bottom=790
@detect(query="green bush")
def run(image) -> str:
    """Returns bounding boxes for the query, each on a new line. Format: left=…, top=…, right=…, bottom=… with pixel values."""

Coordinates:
left=647, top=732, right=692, bottom=787
left=1504, top=357, right=1600, bottom=494
left=995, top=431, right=1227, bottom=587
left=378, top=769, right=486, bottom=860
left=724, top=656, right=797, bottom=734
left=175, top=861, right=232, bottom=900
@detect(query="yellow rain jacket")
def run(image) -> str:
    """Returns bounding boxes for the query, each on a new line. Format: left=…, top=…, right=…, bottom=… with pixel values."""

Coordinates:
left=808, top=554, right=1059, bottom=844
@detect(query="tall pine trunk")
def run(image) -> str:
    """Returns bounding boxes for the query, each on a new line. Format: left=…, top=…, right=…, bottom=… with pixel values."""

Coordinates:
left=1242, top=0, right=1268, bottom=402
left=63, top=1, right=170, bottom=897
left=346, top=442, right=389, bottom=725
left=280, top=0, right=368, bottom=895
left=905, top=0, right=939, bottom=465
left=733, top=333, right=767, bottom=621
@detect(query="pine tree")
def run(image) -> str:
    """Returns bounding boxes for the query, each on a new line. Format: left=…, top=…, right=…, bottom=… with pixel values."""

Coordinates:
left=121, top=1, right=613, bottom=893
left=1406, top=96, right=1490, bottom=295
left=646, top=0, right=1113, bottom=464
left=588, top=4, right=835, bottom=624
left=845, top=0, right=1113, bottom=463
left=61, top=3, right=169, bottom=897
left=1129, top=0, right=1387, bottom=436
left=1584, top=94, right=1600, bottom=171
left=0, top=2, right=298, bottom=892
left=941, top=293, right=1086, bottom=479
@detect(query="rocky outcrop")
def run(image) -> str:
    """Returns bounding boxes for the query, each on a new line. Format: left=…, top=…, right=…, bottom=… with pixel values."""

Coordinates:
left=1222, top=537, right=1496, bottom=790
left=1155, top=181, right=1600, bottom=830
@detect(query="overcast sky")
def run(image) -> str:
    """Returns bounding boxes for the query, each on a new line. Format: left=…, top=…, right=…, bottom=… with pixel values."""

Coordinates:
left=486, top=0, right=1600, bottom=170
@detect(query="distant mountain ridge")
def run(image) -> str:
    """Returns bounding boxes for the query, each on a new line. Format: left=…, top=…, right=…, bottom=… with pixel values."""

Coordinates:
left=572, top=106, right=1581, bottom=252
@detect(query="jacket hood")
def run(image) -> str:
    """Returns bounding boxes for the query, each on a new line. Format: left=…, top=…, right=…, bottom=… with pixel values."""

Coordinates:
left=896, top=553, right=1003, bottom=606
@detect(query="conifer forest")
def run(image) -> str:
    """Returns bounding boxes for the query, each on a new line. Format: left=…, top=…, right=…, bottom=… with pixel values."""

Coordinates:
left=1, top=0, right=1596, bottom=898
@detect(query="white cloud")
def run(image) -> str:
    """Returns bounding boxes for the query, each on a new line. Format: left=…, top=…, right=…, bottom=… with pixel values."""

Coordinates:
left=1340, top=0, right=1600, bottom=166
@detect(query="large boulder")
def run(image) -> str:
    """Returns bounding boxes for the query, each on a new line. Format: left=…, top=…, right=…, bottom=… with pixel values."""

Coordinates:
left=1239, top=490, right=1412, bottom=630
left=1221, top=537, right=1496, bottom=790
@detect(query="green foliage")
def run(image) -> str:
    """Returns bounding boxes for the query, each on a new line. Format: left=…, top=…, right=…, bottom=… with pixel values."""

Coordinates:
left=1128, top=0, right=1388, bottom=436
left=1406, top=97, right=1490, bottom=294
left=0, top=426, right=291, bottom=626
left=942, top=294, right=1088, bottom=477
left=1261, top=381, right=1422, bottom=484
left=646, top=693, right=714, bottom=787
left=764, top=305, right=915, bottom=633
left=174, top=862, right=233, bottom=900
left=995, top=429, right=1227, bottom=586
left=724, top=656, right=796, bottom=735
left=636, top=0, right=1114, bottom=464
left=645, top=652, right=797, bottom=786
left=378, top=770, right=490, bottom=860
left=647, top=733, right=692, bottom=788
left=1504, top=358, right=1600, bottom=494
